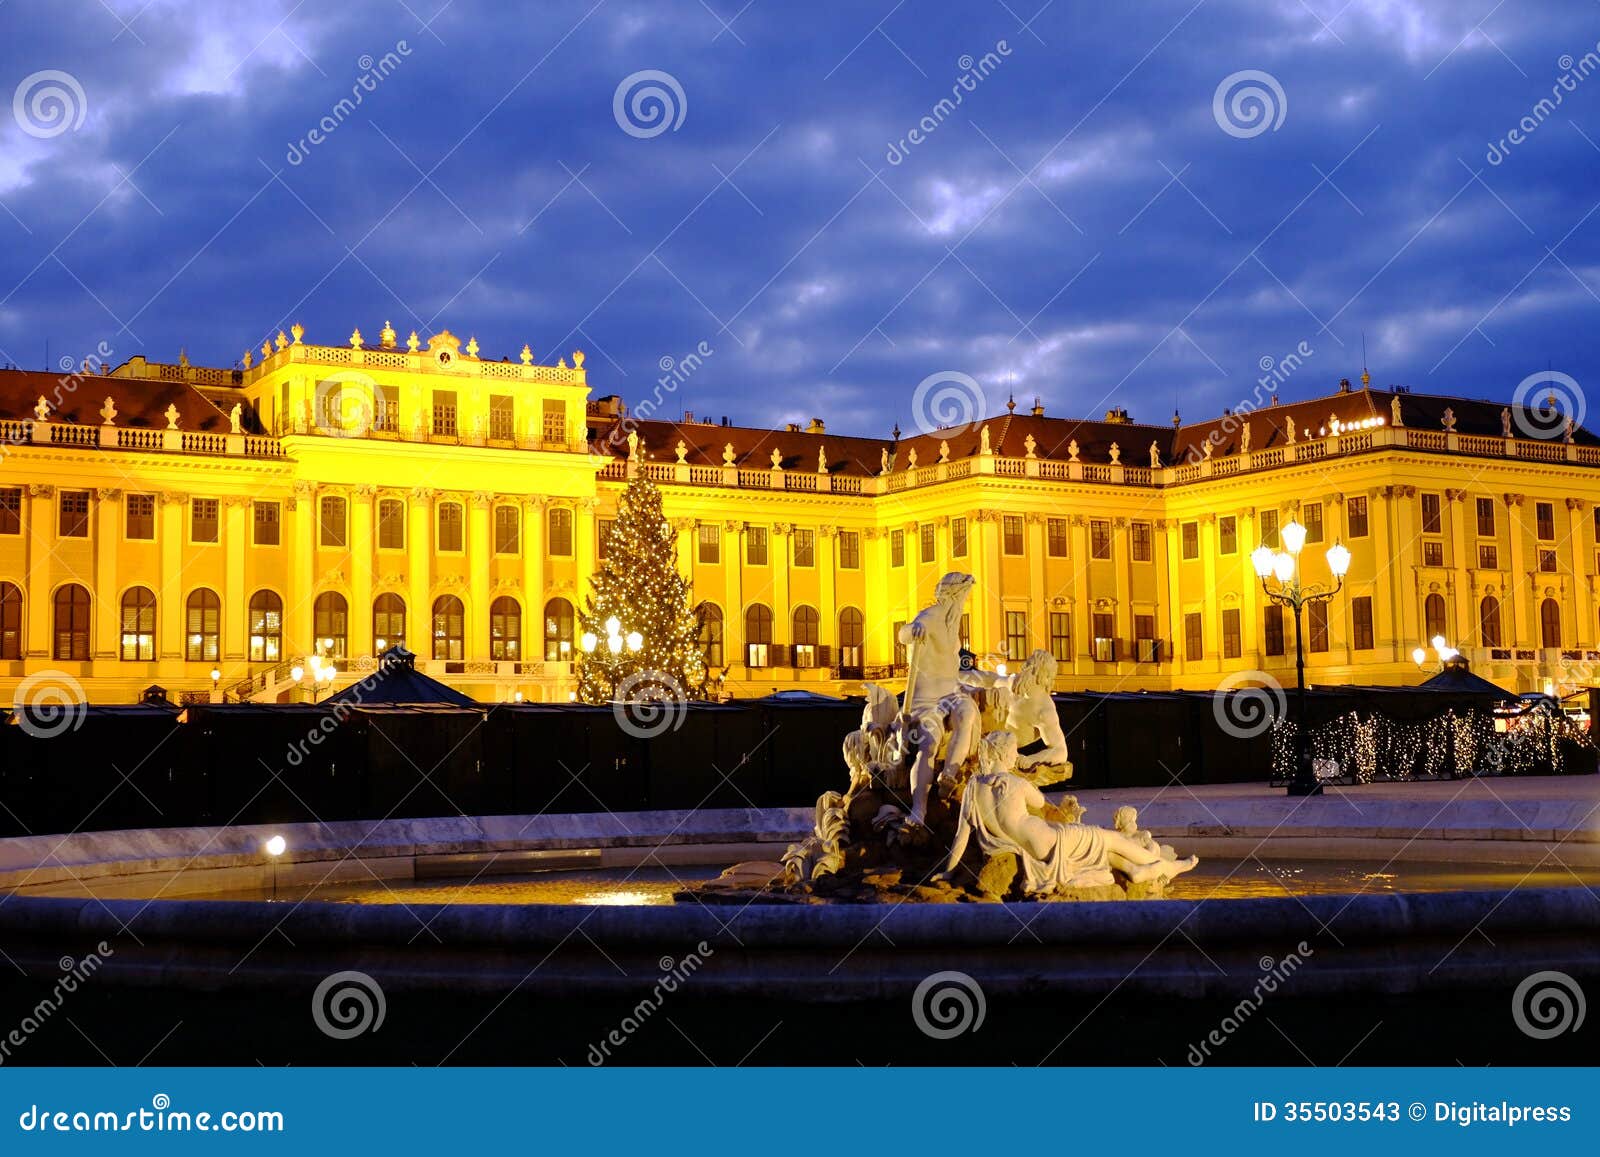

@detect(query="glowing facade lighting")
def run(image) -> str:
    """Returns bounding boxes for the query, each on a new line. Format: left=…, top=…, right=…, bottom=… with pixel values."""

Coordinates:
left=1281, top=518, right=1307, bottom=555
left=1325, top=539, right=1351, bottom=577
left=1251, top=543, right=1275, bottom=578
left=264, top=835, right=286, bottom=857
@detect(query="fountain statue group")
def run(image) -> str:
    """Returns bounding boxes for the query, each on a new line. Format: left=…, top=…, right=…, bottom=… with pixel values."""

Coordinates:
left=692, top=572, right=1198, bottom=904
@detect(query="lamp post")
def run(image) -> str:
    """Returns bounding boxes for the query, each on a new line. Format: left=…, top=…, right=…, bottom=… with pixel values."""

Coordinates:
left=1251, top=519, right=1352, bottom=797
left=1412, top=635, right=1462, bottom=673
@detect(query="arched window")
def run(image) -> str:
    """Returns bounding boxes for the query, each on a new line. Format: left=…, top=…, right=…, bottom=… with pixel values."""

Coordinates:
left=53, top=584, right=90, bottom=661
left=0, top=582, right=23, bottom=660
left=548, top=508, right=574, bottom=556
left=248, top=590, right=282, bottom=662
left=1540, top=598, right=1562, bottom=649
left=698, top=603, right=724, bottom=667
left=185, top=589, right=220, bottom=663
left=314, top=592, right=348, bottom=658
left=745, top=604, right=773, bottom=667
left=490, top=596, right=521, bottom=661
left=373, top=594, right=406, bottom=652
left=1479, top=596, right=1502, bottom=649
left=432, top=595, right=465, bottom=660
left=839, top=606, right=865, bottom=670
left=792, top=605, right=820, bottom=668
left=543, top=597, right=574, bottom=661
left=1423, top=593, right=1447, bottom=642
left=120, top=587, right=156, bottom=661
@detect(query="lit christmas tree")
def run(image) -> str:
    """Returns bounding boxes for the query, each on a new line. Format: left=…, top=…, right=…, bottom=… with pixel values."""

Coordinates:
left=575, top=475, right=707, bottom=705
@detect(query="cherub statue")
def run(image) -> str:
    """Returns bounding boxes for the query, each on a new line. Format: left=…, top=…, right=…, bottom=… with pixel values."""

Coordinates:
left=940, top=732, right=1198, bottom=896
left=1113, top=805, right=1175, bottom=861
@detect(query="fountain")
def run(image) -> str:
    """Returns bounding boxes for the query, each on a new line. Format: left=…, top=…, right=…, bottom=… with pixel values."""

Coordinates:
left=688, top=572, right=1199, bottom=904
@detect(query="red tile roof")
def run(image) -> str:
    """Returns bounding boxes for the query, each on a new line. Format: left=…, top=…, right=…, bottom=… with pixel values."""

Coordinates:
left=0, top=367, right=238, bottom=432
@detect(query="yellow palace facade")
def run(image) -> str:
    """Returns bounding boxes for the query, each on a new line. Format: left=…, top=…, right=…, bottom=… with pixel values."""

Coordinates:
left=1, top=323, right=1598, bottom=706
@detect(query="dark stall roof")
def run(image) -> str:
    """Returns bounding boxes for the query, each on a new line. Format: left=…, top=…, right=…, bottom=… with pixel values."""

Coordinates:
left=1417, top=664, right=1517, bottom=700
left=324, top=646, right=480, bottom=708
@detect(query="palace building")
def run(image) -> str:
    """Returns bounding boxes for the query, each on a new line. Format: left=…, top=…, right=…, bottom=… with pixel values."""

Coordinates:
left=0, top=322, right=1596, bottom=705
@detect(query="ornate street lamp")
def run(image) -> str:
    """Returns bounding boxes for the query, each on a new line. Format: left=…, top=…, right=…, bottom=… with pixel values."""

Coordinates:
left=1251, top=519, right=1353, bottom=796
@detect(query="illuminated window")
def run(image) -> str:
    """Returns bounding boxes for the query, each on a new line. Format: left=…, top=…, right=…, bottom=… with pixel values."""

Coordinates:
left=1423, top=540, right=1444, bottom=567
left=745, top=604, right=772, bottom=667
left=432, top=595, right=465, bottom=660
left=185, top=588, right=220, bottom=663
left=792, top=605, right=819, bottom=667
left=248, top=590, right=282, bottom=662
left=121, top=587, right=156, bottom=661
left=373, top=594, right=405, bottom=652
left=490, top=596, right=520, bottom=661
left=314, top=592, right=348, bottom=658
left=1479, top=543, right=1498, bottom=569
left=699, top=603, right=724, bottom=667
left=543, top=598, right=574, bottom=661
left=839, top=607, right=864, bottom=670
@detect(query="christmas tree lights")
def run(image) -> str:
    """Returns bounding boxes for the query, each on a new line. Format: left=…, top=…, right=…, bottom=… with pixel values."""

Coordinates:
left=575, top=476, right=707, bottom=706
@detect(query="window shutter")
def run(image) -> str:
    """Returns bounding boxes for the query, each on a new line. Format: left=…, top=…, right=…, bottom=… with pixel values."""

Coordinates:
left=770, top=643, right=788, bottom=667
left=818, top=644, right=833, bottom=668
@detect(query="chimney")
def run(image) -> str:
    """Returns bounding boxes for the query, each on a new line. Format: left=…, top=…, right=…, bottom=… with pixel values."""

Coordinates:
left=785, top=422, right=801, bottom=433
left=1031, top=397, right=1044, bottom=417
left=1337, top=378, right=1352, bottom=394
left=806, top=417, right=825, bottom=434
left=684, top=410, right=694, bottom=423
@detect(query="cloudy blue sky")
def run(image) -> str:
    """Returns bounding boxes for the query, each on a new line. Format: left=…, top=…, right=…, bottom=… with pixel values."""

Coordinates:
left=0, top=0, right=1596, bottom=438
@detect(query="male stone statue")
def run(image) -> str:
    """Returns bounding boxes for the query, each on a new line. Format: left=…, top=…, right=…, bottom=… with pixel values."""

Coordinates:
left=898, top=572, right=981, bottom=826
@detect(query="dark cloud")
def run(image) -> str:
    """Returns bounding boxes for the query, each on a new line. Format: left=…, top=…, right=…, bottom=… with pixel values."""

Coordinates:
left=0, top=0, right=1596, bottom=437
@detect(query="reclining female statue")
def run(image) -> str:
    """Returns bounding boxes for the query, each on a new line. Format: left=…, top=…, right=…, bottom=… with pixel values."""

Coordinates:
left=939, top=731, right=1198, bottom=895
